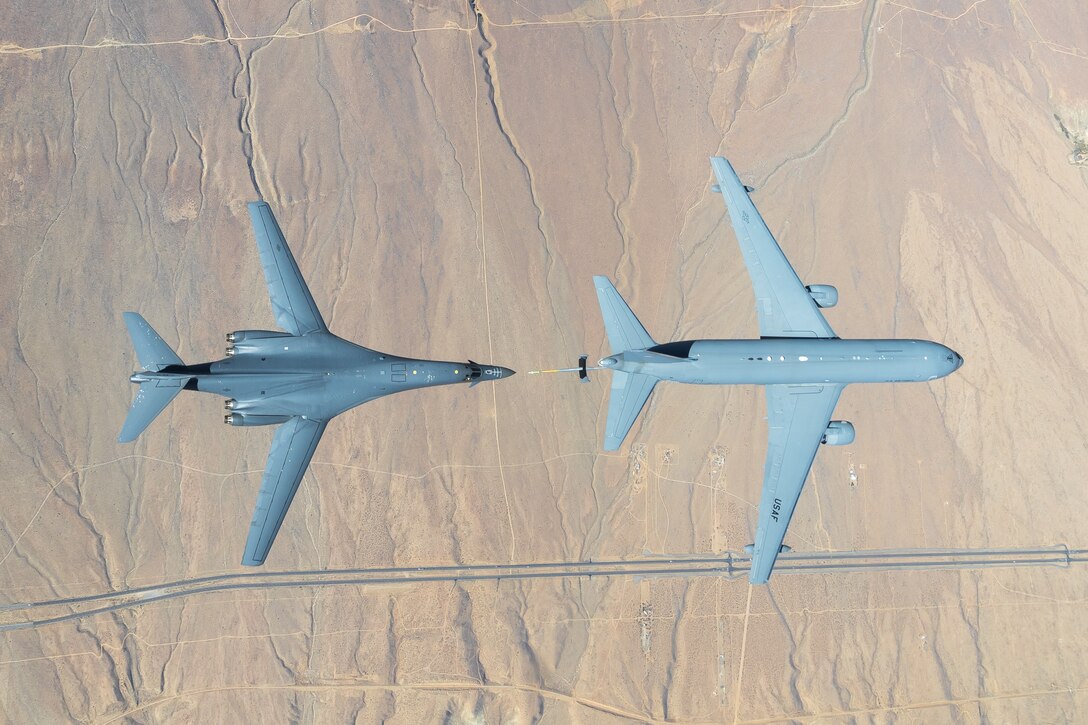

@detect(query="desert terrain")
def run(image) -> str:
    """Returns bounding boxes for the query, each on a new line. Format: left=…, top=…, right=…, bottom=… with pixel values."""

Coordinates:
left=2, top=0, right=1088, bottom=722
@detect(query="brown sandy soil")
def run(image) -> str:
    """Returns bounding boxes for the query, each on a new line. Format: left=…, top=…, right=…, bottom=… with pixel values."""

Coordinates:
left=2, top=0, right=1088, bottom=722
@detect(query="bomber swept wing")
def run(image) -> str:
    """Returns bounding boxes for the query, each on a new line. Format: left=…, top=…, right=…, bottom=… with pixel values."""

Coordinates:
left=749, top=384, right=843, bottom=583
left=711, top=157, right=836, bottom=339
left=242, top=416, right=327, bottom=566
left=248, top=201, right=328, bottom=336
left=241, top=202, right=331, bottom=564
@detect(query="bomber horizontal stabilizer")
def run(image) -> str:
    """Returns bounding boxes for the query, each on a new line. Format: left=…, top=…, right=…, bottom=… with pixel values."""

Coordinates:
left=118, top=378, right=189, bottom=442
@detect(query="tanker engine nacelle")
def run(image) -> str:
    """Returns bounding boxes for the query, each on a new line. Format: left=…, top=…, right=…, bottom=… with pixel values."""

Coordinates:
left=225, top=330, right=292, bottom=356
left=821, top=421, right=855, bottom=446
left=223, top=413, right=292, bottom=427
left=805, top=284, right=838, bottom=308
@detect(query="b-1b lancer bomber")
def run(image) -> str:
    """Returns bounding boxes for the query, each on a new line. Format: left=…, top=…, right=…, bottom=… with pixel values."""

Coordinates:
left=119, top=202, right=515, bottom=566
left=591, top=157, right=963, bottom=584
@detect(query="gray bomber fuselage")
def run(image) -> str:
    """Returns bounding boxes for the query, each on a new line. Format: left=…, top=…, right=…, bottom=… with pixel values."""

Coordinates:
left=600, top=338, right=963, bottom=385
left=120, top=200, right=520, bottom=567
left=131, top=330, right=512, bottom=423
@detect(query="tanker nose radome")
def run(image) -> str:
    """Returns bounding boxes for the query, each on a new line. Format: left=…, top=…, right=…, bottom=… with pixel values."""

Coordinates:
left=940, top=348, right=964, bottom=375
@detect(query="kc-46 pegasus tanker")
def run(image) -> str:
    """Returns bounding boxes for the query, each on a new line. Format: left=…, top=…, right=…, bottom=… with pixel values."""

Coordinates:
left=589, top=157, right=963, bottom=583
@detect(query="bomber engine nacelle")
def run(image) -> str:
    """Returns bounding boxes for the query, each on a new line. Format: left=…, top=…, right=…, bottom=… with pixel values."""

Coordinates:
left=223, top=413, right=291, bottom=427
left=226, top=330, right=293, bottom=356
left=226, top=330, right=291, bottom=343
left=805, top=284, right=838, bottom=308
left=821, top=421, right=855, bottom=446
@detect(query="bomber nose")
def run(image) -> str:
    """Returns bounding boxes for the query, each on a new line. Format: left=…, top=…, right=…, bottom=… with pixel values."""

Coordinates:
left=475, top=363, right=515, bottom=382
left=464, top=360, right=514, bottom=385
left=954, top=352, right=964, bottom=370
left=599, top=356, right=618, bottom=368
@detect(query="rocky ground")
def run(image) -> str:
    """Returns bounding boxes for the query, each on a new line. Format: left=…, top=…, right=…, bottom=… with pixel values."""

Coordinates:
left=2, top=1, right=1088, bottom=722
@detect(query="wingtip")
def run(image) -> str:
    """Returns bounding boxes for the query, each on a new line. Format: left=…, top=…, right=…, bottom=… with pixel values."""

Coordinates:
left=241, top=537, right=269, bottom=566
left=593, top=275, right=617, bottom=296
left=710, top=156, right=737, bottom=175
